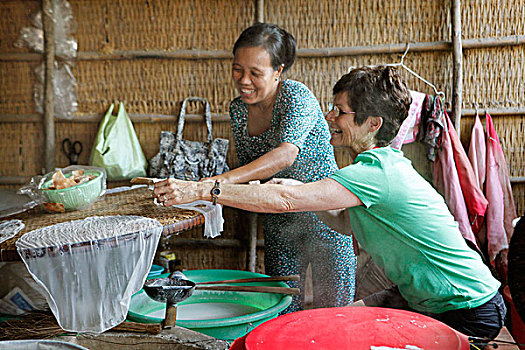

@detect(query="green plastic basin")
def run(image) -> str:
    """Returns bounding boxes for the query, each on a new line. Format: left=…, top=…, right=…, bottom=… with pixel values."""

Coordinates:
left=40, top=169, right=105, bottom=211
left=127, top=269, right=292, bottom=340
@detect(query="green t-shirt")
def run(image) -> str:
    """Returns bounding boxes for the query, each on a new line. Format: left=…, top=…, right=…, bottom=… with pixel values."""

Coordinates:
left=330, top=147, right=499, bottom=313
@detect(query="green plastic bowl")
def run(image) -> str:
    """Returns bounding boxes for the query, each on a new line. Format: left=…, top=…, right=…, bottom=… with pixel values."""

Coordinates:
left=127, top=269, right=292, bottom=340
left=40, top=169, right=105, bottom=211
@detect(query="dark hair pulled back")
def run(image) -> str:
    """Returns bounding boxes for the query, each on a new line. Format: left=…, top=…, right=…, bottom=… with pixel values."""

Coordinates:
left=233, top=22, right=296, bottom=73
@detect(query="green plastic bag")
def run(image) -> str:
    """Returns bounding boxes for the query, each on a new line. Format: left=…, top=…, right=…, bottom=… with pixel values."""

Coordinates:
left=89, top=103, right=147, bottom=180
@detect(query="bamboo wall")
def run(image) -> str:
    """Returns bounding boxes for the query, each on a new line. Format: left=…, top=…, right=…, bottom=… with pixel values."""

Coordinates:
left=1, top=0, right=524, bottom=270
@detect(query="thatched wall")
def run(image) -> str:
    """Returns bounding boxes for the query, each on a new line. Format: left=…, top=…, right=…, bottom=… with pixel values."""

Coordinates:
left=1, top=0, right=524, bottom=269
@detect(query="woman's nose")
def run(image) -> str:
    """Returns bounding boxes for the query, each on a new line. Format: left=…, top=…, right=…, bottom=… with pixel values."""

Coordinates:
left=238, top=72, right=251, bottom=84
left=325, top=108, right=335, bottom=121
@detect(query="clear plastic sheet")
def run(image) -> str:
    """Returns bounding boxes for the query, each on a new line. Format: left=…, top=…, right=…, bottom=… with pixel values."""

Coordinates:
left=16, top=216, right=163, bottom=333
left=14, top=0, right=78, bottom=119
left=0, top=220, right=25, bottom=244
left=34, top=61, right=78, bottom=119
left=18, top=165, right=107, bottom=212
left=14, top=0, right=77, bottom=59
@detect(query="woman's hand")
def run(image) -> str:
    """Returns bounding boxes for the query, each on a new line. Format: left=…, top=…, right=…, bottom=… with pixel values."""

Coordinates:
left=153, top=178, right=209, bottom=206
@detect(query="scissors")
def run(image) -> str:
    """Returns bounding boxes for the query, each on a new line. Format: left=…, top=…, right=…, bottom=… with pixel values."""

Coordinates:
left=62, top=138, right=83, bottom=165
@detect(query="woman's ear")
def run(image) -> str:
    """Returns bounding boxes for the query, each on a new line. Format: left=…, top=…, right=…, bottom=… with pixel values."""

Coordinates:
left=275, top=64, right=284, bottom=80
left=368, top=116, right=383, bottom=132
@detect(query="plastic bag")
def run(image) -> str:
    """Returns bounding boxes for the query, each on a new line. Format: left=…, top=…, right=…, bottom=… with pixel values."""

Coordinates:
left=18, top=165, right=106, bottom=212
left=90, top=103, right=147, bottom=180
left=16, top=216, right=163, bottom=333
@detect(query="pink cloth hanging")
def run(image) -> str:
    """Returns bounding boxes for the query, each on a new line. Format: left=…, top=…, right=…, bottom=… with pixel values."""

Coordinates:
left=486, top=112, right=517, bottom=247
left=484, top=112, right=508, bottom=262
left=433, top=115, right=479, bottom=249
left=445, top=115, right=488, bottom=235
left=468, top=115, right=486, bottom=191
left=391, top=91, right=426, bottom=149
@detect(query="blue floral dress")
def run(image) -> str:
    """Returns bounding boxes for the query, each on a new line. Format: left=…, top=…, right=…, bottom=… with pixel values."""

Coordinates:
left=229, top=80, right=357, bottom=312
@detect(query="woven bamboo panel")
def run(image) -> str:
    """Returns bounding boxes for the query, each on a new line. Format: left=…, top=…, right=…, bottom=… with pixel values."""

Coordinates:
left=0, top=122, right=44, bottom=176
left=463, top=47, right=525, bottom=109
left=72, top=0, right=253, bottom=52
left=167, top=246, right=245, bottom=270
left=55, top=121, right=99, bottom=167
left=0, top=0, right=39, bottom=53
left=0, top=61, right=37, bottom=114
left=74, top=59, right=235, bottom=115
left=513, top=183, right=525, bottom=217
left=55, top=118, right=238, bottom=172
left=289, top=52, right=453, bottom=113
left=266, top=0, right=450, bottom=48
left=462, top=0, right=525, bottom=39
left=459, top=115, right=525, bottom=177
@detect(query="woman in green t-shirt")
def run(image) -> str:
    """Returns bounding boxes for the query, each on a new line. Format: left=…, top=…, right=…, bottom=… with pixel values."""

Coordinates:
left=154, top=65, right=506, bottom=340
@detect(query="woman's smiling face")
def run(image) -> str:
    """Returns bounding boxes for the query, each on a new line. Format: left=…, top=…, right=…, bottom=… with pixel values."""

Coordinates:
left=325, top=92, right=371, bottom=150
left=232, top=46, right=282, bottom=106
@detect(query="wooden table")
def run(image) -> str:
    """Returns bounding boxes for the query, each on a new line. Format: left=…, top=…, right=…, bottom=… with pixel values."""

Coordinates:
left=0, top=186, right=204, bottom=261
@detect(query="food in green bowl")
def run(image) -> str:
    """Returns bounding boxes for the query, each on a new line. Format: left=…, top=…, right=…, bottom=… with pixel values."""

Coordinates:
left=40, top=169, right=105, bottom=211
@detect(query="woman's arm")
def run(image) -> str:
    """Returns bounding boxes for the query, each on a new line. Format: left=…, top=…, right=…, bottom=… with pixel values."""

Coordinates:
left=314, top=209, right=352, bottom=235
left=203, top=142, right=299, bottom=184
left=154, top=177, right=363, bottom=213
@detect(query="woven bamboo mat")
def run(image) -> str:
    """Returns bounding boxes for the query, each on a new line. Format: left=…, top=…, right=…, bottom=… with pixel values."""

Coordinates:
left=0, top=187, right=204, bottom=260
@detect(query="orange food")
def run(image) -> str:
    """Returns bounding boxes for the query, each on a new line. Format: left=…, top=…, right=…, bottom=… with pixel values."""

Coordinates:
left=43, top=202, right=66, bottom=212
left=46, top=170, right=96, bottom=190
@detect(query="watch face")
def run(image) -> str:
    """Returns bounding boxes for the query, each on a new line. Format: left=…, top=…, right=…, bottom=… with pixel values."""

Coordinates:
left=211, top=188, right=221, bottom=196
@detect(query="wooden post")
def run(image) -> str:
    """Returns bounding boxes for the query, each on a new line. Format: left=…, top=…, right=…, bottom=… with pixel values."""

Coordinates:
left=249, top=0, right=264, bottom=273
left=452, top=0, right=463, bottom=134
left=255, top=0, right=264, bottom=23
left=246, top=212, right=258, bottom=272
left=42, top=0, right=56, bottom=172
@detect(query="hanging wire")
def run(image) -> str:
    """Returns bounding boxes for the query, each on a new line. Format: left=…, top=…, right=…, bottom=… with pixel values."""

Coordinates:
left=387, top=43, right=446, bottom=99
left=473, top=102, right=480, bottom=118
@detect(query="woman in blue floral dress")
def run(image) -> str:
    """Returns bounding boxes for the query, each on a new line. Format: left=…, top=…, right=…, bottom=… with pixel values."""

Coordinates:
left=204, top=23, right=356, bottom=312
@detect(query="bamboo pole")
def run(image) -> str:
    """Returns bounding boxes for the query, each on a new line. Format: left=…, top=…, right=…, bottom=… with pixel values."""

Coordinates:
left=2, top=107, right=525, bottom=124
left=2, top=35, right=525, bottom=62
left=246, top=212, right=258, bottom=272
left=42, top=0, right=56, bottom=172
left=255, top=0, right=264, bottom=23
left=247, top=0, right=263, bottom=273
left=0, top=113, right=230, bottom=123
left=452, top=0, right=463, bottom=134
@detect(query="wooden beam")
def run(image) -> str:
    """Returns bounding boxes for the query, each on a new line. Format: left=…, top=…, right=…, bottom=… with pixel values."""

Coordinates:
left=162, top=238, right=265, bottom=248
left=0, top=113, right=230, bottom=123
left=458, top=108, right=525, bottom=116
left=76, top=49, right=231, bottom=60
left=2, top=107, right=525, bottom=124
left=452, top=0, right=463, bottom=134
left=0, top=176, right=33, bottom=185
left=255, top=0, right=264, bottom=23
left=42, top=0, right=56, bottom=172
left=2, top=35, right=525, bottom=62
left=246, top=212, right=258, bottom=272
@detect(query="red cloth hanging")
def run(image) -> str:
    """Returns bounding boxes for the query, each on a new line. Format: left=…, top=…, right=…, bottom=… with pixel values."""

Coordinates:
left=484, top=112, right=508, bottom=262
left=485, top=113, right=517, bottom=282
left=433, top=113, right=479, bottom=249
left=468, top=115, right=486, bottom=196
left=445, top=114, right=488, bottom=235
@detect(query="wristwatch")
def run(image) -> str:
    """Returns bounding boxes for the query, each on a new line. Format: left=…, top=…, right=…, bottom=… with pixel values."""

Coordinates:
left=210, top=180, right=221, bottom=205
